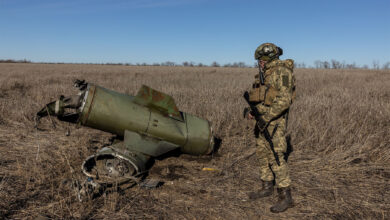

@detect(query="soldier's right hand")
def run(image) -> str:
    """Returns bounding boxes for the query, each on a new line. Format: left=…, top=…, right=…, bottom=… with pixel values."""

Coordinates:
left=243, top=107, right=254, bottom=120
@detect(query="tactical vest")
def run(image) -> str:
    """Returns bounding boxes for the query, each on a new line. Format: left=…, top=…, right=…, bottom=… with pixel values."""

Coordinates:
left=249, top=59, right=296, bottom=105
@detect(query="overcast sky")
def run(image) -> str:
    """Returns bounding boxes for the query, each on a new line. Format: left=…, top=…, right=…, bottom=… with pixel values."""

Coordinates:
left=1, top=0, right=389, bottom=67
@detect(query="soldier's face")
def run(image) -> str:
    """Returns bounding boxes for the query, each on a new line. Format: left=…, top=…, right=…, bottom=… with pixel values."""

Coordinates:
left=258, top=60, right=267, bottom=69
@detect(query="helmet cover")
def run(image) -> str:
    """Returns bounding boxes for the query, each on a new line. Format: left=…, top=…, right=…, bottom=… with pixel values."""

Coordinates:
left=254, top=43, right=283, bottom=61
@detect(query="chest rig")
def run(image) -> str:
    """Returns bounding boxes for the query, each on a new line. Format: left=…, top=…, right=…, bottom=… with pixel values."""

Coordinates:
left=249, top=69, right=278, bottom=106
left=249, top=59, right=295, bottom=106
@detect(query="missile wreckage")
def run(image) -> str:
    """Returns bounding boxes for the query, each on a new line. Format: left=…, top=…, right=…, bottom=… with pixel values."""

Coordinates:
left=36, top=80, right=214, bottom=200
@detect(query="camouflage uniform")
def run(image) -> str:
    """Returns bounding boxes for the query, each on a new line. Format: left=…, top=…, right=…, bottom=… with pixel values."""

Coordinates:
left=247, top=43, right=295, bottom=213
left=252, top=59, right=295, bottom=188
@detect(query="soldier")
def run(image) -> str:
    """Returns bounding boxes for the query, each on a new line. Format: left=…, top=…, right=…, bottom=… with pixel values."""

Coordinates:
left=246, top=43, right=295, bottom=213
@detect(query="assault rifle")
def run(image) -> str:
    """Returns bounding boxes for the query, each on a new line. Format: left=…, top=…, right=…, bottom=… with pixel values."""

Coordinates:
left=258, top=63, right=265, bottom=85
left=243, top=91, right=280, bottom=166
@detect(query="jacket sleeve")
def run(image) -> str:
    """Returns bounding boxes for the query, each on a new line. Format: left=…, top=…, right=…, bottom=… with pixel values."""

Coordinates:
left=261, top=67, right=293, bottom=122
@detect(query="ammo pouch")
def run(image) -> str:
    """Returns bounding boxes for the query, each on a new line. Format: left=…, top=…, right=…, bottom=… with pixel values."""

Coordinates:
left=249, top=84, right=278, bottom=106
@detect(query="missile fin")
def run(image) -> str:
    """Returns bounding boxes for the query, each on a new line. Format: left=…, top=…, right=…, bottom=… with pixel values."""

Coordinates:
left=134, top=85, right=183, bottom=121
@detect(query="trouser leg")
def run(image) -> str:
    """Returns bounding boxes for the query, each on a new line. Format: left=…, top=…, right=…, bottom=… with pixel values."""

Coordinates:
left=256, top=137, right=274, bottom=182
left=269, top=152, right=291, bottom=188
left=248, top=137, right=275, bottom=200
left=269, top=117, right=291, bottom=188
left=267, top=118, right=293, bottom=212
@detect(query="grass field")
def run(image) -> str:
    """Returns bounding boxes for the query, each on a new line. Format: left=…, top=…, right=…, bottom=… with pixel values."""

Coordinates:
left=0, top=63, right=389, bottom=219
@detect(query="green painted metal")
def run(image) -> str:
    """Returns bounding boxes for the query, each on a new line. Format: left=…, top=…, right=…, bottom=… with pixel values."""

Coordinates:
left=79, top=84, right=214, bottom=156
left=182, top=113, right=214, bottom=155
left=79, top=84, right=150, bottom=136
left=123, top=130, right=179, bottom=157
left=146, top=110, right=187, bottom=146
left=134, top=85, right=183, bottom=121
left=38, top=81, right=215, bottom=189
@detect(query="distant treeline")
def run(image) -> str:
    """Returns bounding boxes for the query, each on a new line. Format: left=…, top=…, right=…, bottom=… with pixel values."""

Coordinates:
left=86, top=61, right=251, bottom=68
left=0, top=59, right=31, bottom=63
left=296, top=60, right=390, bottom=70
left=1, top=59, right=389, bottom=70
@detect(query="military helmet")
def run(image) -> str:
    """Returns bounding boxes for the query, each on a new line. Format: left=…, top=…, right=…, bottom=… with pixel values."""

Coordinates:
left=254, top=43, right=283, bottom=61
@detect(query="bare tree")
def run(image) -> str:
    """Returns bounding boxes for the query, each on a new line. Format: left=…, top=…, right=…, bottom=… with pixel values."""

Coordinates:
left=238, top=62, right=246, bottom=68
left=211, top=61, right=220, bottom=67
left=295, top=62, right=306, bottom=68
left=372, top=60, right=380, bottom=70
left=314, top=60, right=322, bottom=69
left=346, top=63, right=357, bottom=69
left=162, top=61, right=175, bottom=66
left=383, top=62, right=390, bottom=70
left=331, top=60, right=341, bottom=69
left=323, top=61, right=330, bottom=69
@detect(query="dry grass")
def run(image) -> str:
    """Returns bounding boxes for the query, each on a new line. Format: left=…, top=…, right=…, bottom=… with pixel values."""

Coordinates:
left=0, top=63, right=389, bottom=219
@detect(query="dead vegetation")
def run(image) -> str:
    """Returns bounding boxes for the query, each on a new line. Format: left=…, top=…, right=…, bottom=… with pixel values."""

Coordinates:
left=0, top=63, right=389, bottom=219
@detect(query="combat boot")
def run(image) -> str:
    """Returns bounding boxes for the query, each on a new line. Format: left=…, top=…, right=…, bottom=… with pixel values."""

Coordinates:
left=270, top=187, right=294, bottom=213
left=248, top=181, right=274, bottom=200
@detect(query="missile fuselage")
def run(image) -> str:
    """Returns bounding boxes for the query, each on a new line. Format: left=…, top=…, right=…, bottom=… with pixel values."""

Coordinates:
left=37, top=81, right=214, bottom=187
left=79, top=84, right=213, bottom=156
